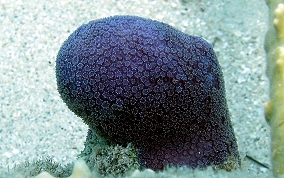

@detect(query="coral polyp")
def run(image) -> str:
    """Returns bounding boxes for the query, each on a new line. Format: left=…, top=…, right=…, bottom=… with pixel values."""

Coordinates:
left=56, top=15, right=240, bottom=170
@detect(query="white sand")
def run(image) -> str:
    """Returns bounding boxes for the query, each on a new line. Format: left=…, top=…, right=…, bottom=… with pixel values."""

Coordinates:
left=0, top=0, right=270, bottom=177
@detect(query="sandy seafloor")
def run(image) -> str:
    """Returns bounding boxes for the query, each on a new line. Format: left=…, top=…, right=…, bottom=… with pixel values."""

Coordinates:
left=0, top=0, right=272, bottom=177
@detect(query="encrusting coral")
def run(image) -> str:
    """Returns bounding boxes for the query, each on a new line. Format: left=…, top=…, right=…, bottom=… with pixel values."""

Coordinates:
left=56, top=15, right=240, bottom=170
left=264, top=0, right=284, bottom=177
left=78, top=129, right=139, bottom=176
left=34, top=159, right=93, bottom=178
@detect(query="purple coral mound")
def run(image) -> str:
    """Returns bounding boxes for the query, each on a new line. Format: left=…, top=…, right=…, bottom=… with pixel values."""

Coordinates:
left=56, top=15, right=240, bottom=170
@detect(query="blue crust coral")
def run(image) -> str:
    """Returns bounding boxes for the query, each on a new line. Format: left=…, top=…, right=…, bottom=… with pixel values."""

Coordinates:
left=56, top=15, right=240, bottom=170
